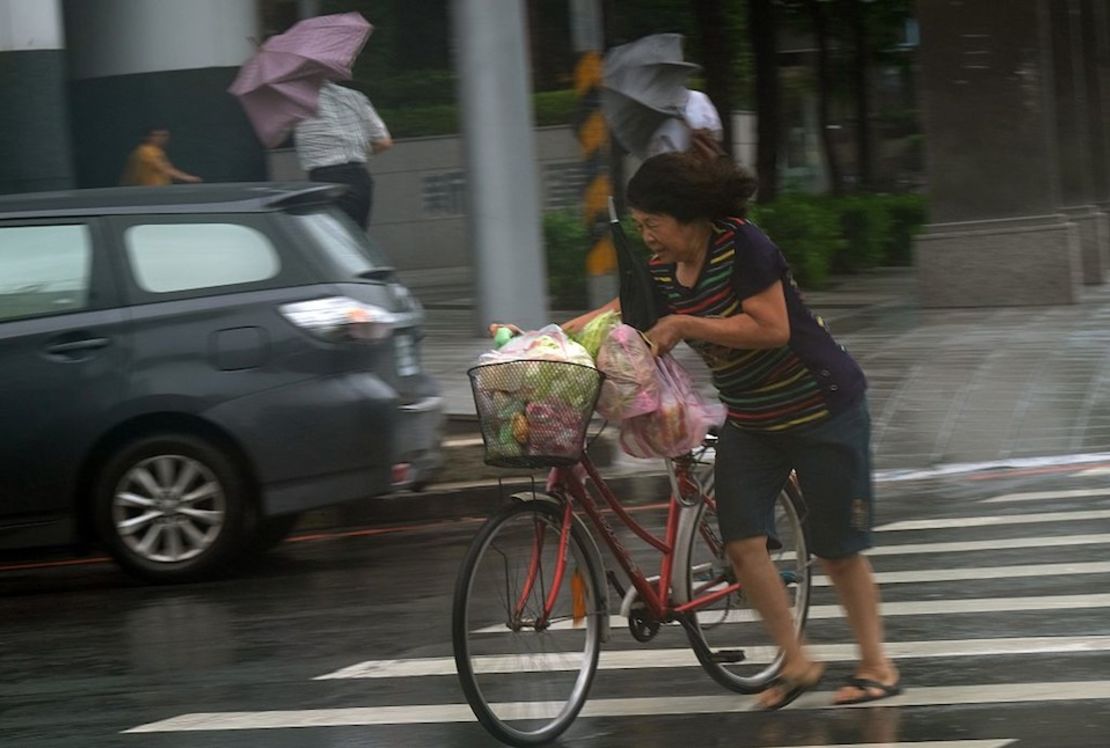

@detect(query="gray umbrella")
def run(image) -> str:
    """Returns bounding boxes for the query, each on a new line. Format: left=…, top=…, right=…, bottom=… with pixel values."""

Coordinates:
left=601, top=33, right=700, bottom=159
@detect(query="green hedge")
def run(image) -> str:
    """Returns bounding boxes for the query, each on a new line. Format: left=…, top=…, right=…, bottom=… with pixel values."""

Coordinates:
left=831, top=195, right=893, bottom=274
left=544, top=210, right=590, bottom=310
left=881, top=193, right=929, bottom=266
left=750, top=197, right=843, bottom=289
left=533, top=90, right=578, bottom=127
left=542, top=195, right=927, bottom=300
left=751, top=193, right=927, bottom=286
left=377, top=104, right=459, bottom=139
left=377, top=88, right=577, bottom=139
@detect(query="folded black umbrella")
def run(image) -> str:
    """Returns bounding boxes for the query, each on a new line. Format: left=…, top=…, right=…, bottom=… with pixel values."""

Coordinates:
left=609, top=198, right=659, bottom=332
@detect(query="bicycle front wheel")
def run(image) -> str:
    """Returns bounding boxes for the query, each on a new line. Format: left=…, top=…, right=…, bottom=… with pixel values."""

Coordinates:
left=675, top=477, right=811, bottom=694
left=452, top=500, right=604, bottom=746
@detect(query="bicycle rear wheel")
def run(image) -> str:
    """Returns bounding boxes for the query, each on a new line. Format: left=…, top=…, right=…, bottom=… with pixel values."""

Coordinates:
left=452, top=500, right=604, bottom=746
left=675, top=476, right=811, bottom=694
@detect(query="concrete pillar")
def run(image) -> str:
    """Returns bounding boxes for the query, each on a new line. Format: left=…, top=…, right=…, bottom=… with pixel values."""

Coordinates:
left=1052, top=0, right=1108, bottom=284
left=452, top=0, right=549, bottom=332
left=1082, top=0, right=1110, bottom=279
left=915, top=0, right=1081, bottom=306
left=0, top=0, right=75, bottom=194
left=62, top=0, right=264, bottom=187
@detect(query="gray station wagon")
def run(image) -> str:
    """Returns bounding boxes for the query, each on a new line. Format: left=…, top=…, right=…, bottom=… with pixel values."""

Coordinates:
left=0, top=183, right=443, bottom=582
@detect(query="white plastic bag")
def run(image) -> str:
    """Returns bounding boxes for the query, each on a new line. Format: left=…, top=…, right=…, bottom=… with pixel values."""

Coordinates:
left=478, top=324, right=594, bottom=368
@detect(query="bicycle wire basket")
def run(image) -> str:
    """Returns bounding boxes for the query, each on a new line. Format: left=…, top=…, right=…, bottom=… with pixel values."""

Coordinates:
left=467, top=360, right=603, bottom=468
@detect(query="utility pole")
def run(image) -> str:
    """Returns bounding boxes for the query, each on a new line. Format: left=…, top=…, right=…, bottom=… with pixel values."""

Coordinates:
left=570, top=0, right=617, bottom=307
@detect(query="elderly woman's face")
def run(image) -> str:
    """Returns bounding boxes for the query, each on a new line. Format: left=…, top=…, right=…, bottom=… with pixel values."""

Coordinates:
left=630, top=209, right=699, bottom=264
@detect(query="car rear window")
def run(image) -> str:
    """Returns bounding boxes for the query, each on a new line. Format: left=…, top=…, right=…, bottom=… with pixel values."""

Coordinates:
left=291, top=210, right=391, bottom=277
left=125, top=223, right=281, bottom=293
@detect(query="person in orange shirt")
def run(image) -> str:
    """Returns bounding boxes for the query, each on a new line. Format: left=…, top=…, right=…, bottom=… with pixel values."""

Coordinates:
left=121, top=127, right=202, bottom=186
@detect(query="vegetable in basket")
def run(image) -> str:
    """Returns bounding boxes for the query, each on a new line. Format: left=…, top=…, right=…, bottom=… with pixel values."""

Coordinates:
left=473, top=325, right=599, bottom=464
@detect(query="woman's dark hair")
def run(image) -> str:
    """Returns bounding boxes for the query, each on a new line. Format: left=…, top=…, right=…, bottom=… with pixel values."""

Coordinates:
left=625, top=152, right=758, bottom=221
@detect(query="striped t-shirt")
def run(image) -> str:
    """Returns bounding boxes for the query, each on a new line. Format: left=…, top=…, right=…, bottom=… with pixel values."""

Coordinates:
left=649, top=217, right=866, bottom=432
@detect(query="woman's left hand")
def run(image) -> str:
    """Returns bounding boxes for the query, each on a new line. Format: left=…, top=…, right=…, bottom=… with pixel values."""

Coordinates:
left=645, top=315, right=687, bottom=356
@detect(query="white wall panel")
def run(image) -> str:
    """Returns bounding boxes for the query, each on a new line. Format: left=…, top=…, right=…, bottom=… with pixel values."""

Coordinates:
left=0, top=0, right=64, bottom=51
left=66, top=0, right=257, bottom=79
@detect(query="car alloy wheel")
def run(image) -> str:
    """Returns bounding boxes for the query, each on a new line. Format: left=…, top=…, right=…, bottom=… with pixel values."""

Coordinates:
left=111, top=454, right=227, bottom=564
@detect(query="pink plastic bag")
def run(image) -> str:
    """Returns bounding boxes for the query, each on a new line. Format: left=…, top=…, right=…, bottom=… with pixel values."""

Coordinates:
left=618, top=354, right=725, bottom=459
left=595, top=324, right=660, bottom=420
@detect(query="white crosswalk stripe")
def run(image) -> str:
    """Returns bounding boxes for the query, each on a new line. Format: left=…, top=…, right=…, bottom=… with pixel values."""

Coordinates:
left=876, top=508, right=1110, bottom=531
left=981, top=487, right=1110, bottom=503
left=865, top=532, right=1110, bottom=555
left=127, top=682, right=1110, bottom=732
left=814, top=560, right=1110, bottom=586
left=479, top=592, right=1110, bottom=632
left=1075, top=466, right=1110, bottom=477
left=125, top=474, right=1110, bottom=744
left=316, top=636, right=1110, bottom=679
left=762, top=743, right=1016, bottom=748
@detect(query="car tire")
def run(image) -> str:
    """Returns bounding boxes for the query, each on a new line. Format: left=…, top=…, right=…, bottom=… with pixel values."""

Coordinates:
left=94, top=432, right=250, bottom=583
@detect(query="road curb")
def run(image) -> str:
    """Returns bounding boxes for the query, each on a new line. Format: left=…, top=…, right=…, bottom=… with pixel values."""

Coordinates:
left=297, top=471, right=673, bottom=529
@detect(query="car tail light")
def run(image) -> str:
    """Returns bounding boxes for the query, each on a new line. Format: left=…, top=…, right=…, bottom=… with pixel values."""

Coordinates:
left=391, top=462, right=412, bottom=487
left=280, top=297, right=395, bottom=342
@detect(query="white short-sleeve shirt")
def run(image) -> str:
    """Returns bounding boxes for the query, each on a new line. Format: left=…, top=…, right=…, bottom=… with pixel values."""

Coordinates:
left=294, top=82, right=390, bottom=171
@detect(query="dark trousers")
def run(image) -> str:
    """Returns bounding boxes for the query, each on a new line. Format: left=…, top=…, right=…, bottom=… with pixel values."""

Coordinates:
left=309, top=162, right=374, bottom=229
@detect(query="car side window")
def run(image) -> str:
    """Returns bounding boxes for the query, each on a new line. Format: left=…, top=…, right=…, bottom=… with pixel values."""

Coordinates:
left=124, top=223, right=281, bottom=294
left=0, top=224, right=92, bottom=322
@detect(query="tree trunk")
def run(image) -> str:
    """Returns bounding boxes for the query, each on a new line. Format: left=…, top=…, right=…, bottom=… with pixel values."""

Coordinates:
left=846, top=0, right=872, bottom=190
left=691, top=0, right=734, bottom=157
left=748, top=0, right=779, bottom=201
left=809, top=0, right=843, bottom=194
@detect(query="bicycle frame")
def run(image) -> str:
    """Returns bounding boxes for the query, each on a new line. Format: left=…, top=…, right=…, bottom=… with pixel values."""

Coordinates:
left=515, top=451, right=738, bottom=629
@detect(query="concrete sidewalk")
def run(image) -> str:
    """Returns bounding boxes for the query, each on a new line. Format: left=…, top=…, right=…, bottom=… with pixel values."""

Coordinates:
left=416, top=266, right=1110, bottom=472
left=302, top=267, right=1110, bottom=530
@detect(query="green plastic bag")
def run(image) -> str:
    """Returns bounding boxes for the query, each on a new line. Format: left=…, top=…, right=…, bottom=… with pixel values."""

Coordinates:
left=570, top=310, right=620, bottom=360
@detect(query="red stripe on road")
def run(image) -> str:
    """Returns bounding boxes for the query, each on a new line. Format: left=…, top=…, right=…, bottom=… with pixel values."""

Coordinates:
left=0, top=500, right=675, bottom=572
left=0, top=555, right=112, bottom=572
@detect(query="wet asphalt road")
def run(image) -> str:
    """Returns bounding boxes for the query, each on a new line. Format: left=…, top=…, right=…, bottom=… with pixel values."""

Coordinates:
left=3, top=465, right=1110, bottom=748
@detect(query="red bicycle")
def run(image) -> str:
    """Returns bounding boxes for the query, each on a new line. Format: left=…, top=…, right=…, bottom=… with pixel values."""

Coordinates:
left=453, top=361, right=812, bottom=745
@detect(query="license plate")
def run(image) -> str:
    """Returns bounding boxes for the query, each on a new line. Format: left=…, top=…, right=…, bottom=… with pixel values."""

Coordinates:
left=395, top=334, right=419, bottom=376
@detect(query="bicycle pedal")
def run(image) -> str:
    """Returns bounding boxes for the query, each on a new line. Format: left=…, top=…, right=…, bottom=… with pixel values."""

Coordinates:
left=709, top=649, right=746, bottom=664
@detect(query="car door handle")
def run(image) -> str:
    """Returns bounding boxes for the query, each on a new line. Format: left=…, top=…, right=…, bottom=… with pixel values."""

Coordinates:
left=44, top=337, right=110, bottom=355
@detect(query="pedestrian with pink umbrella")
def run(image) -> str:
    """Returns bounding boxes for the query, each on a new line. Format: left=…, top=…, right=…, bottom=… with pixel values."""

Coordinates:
left=228, top=12, right=391, bottom=228
left=293, top=79, right=392, bottom=229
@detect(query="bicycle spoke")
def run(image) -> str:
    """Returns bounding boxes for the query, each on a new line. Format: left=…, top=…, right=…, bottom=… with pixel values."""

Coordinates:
left=454, top=501, right=600, bottom=745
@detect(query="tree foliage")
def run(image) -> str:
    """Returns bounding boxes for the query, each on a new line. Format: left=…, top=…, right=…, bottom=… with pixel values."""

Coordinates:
left=284, top=0, right=917, bottom=195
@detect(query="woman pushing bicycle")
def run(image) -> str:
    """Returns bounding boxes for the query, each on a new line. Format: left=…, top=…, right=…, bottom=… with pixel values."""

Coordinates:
left=551, top=152, right=903, bottom=710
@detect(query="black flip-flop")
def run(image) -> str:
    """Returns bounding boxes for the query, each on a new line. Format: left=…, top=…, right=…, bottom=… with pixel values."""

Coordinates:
left=756, top=670, right=824, bottom=712
left=836, top=676, right=903, bottom=705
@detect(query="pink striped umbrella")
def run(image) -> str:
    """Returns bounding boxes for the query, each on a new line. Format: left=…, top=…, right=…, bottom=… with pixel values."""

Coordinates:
left=229, top=12, right=373, bottom=148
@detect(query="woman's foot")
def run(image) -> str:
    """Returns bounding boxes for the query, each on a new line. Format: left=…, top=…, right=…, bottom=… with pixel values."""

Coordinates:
left=756, top=660, right=826, bottom=711
left=833, top=662, right=901, bottom=705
